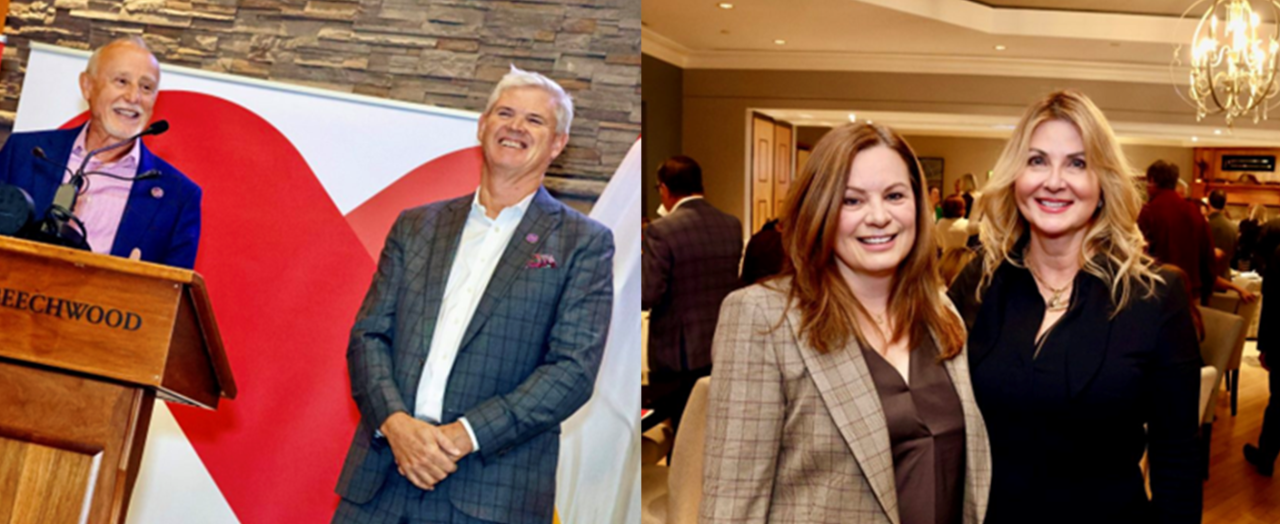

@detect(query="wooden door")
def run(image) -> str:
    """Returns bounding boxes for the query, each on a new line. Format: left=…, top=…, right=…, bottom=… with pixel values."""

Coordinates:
left=773, top=123, right=793, bottom=222
left=751, top=115, right=775, bottom=233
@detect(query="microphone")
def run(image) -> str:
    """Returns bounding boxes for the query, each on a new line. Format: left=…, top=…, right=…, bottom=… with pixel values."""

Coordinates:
left=75, top=119, right=169, bottom=182
left=30, top=120, right=171, bottom=252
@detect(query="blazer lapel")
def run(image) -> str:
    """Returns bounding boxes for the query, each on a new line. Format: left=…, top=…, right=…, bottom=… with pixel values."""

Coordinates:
left=417, top=197, right=471, bottom=359
left=789, top=307, right=900, bottom=524
left=1059, top=274, right=1113, bottom=399
left=940, top=336, right=991, bottom=524
left=456, top=186, right=562, bottom=352
left=29, top=129, right=80, bottom=213
left=110, top=141, right=165, bottom=258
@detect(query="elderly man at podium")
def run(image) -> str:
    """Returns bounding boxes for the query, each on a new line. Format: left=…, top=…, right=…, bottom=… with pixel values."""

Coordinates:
left=332, top=67, right=615, bottom=524
left=0, top=36, right=200, bottom=269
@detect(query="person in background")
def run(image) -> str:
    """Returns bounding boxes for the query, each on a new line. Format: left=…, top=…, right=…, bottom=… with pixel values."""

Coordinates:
left=949, top=90, right=1202, bottom=524
left=936, top=195, right=976, bottom=252
left=955, top=173, right=978, bottom=219
left=1246, top=243, right=1280, bottom=477
left=930, top=185, right=944, bottom=221
left=740, top=218, right=785, bottom=286
left=1139, top=160, right=1215, bottom=303
left=643, top=154, right=742, bottom=432
left=1207, top=189, right=1237, bottom=278
left=703, top=122, right=990, bottom=524
left=1235, top=203, right=1266, bottom=271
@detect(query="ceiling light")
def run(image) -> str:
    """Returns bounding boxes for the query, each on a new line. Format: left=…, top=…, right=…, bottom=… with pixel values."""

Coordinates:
left=1181, top=0, right=1280, bottom=126
left=994, top=45, right=1007, bottom=51
left=1192, top=136, right=1200, bottom=142
left=866, top=120, right=874, bottom=124
left=774, top=39, right=786, bottom=45
left=1215, top=128, right=1223, bottom=134
left=718, top=2, right=733, bottom=8
left=848, top=113, right=858, bottom=122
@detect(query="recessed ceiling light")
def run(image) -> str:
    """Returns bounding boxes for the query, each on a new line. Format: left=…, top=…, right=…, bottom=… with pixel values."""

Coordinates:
left=774, top=39, right=786, bottom=45
left=866, top=120, right=874, bottom=124
left=1214, top=129, right=1222, bottom=135
left=718, top=2, right=733, bottom=9
left=1192, top=136, right=1199, bottom=142
left=994, top=45, right=1007, bottom=51
left=848, top=113, right=858, bottom=122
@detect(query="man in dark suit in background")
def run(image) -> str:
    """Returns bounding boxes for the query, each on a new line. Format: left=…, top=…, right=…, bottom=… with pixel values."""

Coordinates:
left=333, top=67, right=614, bottom=524
left=643, top=155, right=742, bottom=428
left=1207, top=189, right=1237, bottom=278
left=0, top=36, right=200, bottom=268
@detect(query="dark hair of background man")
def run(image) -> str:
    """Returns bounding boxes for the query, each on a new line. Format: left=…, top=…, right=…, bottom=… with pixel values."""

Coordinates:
left=657, top=155, right=704, bottom=196
left=1148, top=160, right=1180, bottom=190
left=1209, top=189, right=1227, bottom=210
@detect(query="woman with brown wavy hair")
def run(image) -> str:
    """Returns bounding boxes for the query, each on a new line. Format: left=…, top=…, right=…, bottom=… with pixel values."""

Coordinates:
left=701, top=122, right=991, bottom=524
left=947, top=90, right=1201, bottom=524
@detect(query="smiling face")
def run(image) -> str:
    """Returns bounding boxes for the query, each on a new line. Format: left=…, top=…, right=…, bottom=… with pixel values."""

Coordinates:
left=833, top=145, right=918, bottom=280
left=1014, top=119, right=1101, bottom=241
left=79, top=42, right=159, bottom=150
left=477, top=85, right=570, bottom=178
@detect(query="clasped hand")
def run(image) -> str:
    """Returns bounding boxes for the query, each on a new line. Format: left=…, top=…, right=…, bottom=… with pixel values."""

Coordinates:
left=380, top=412, right=475, bottom=491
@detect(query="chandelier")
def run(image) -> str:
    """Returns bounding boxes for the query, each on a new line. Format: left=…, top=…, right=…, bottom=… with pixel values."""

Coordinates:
left=1179, top=0, right=1280, bottom=126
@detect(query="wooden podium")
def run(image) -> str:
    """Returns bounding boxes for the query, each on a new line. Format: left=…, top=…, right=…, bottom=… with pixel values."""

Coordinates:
left=0, top=236, right=235, bottom=523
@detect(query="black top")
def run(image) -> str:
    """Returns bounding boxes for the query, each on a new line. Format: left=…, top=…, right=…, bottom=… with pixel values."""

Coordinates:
left=861, top=336, right=966, bottom=524
left=947, top=257, right=1202, bottom=524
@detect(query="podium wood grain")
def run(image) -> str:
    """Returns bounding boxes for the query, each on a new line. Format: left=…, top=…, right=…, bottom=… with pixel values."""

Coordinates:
left=0, top=236, right=232, bottom=523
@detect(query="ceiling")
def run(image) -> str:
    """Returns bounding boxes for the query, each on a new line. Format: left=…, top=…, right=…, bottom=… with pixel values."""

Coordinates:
left=640, top=0, right=1243, bottom=79
left=642, top=0, right=1280, bottom=145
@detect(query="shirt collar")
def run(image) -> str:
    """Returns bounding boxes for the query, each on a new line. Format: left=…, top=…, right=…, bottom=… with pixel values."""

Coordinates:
left=471, top=186, right=537, bottom=221
left=670, top=195, right=704, bottom=214
left=71, top=123, right=141, bottom=169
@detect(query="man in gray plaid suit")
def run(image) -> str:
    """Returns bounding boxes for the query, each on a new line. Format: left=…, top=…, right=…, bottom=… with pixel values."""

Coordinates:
left=332, top=67, right=614, bottom=524
left=642, top=155, right=742, bottom=430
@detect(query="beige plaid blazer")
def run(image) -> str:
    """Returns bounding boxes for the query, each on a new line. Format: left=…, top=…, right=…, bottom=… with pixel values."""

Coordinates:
left=700, top=280, right=991, bottom=524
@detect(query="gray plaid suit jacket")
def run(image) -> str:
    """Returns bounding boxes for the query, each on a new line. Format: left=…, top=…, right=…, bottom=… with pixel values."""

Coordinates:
left=643, top=198, right=743, bottom=372
left=335, top=186, right=615, bottom=524
left=701, top=280, right=991, bottom=524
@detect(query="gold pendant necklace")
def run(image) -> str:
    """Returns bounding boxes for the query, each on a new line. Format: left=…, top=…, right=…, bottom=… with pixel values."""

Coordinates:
left=1027, top=264, right=1072, bottom=312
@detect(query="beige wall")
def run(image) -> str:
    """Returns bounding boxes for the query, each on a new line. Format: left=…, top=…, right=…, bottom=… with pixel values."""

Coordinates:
left=684, top=69, right=1268, bottom=226
left=643, top=53, right=684, bottom=221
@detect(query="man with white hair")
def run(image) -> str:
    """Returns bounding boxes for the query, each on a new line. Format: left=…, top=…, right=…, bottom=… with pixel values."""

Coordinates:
left=0, top=36, right=200, bottom=268
left=333, top=67, right=615, bottom=524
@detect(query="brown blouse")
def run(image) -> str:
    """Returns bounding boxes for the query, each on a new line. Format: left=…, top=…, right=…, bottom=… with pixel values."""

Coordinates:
left=861, top=336, right=966, bottom=524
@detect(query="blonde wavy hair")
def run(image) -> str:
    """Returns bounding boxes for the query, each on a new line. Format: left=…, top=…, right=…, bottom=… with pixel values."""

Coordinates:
left=974, top=90, right=1162, bottom=314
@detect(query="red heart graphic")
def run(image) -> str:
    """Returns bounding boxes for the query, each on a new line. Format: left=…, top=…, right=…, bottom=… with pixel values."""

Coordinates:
left=62, top=91, right=481, bottom=523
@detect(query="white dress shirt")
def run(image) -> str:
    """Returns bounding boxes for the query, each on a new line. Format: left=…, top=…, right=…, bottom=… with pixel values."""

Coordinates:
left=413, top=188, right=536, bottom=451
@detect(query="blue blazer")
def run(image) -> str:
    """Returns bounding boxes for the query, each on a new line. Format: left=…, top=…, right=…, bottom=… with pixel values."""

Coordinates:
left=0, top=127, right=202, bottom=269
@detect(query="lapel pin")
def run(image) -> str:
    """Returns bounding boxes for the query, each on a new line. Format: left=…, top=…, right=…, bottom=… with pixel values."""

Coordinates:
left=525, top=233, right=539, bottom=244
left=151, top=187, right=164, bottom=199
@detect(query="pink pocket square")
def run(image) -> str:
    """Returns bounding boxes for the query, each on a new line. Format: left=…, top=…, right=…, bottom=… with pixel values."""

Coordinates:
left=527, top=253, right=557, bottom=269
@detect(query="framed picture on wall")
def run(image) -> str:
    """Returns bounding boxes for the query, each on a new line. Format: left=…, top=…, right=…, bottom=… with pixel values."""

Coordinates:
left=920, top=157, right=944, bottom=189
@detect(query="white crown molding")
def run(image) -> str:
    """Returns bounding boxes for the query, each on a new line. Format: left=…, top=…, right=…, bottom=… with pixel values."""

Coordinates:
left=680, top=47, right=1187, bottom=85
left=641, top=27, right=690, bottom=69
left=859, top=0, right=1204, bottom=45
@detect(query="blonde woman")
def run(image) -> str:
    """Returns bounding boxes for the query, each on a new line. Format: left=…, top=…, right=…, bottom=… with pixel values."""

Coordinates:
left=702, top=123, right=990, bottom=524
left=948, top=91, right=1201, bottom=524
